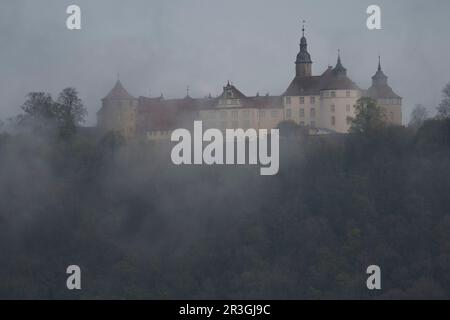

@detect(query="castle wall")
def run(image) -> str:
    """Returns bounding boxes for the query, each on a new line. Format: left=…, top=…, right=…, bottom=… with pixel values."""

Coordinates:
left=283, top=95, right=321, bottom=127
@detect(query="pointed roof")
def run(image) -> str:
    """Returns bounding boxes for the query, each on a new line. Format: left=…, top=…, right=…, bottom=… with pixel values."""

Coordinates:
left=218, top=82, right=247, bottom=99
left=283, top=62, right=359, bottom=95
left=333, top=50, right=347, bottom=75
left=296, top=22, right=312, bottom=64
left=103, top=80, right=136, bottom=100
left=371, top=56, right=388, bottom=85
left=366, top=57, right=401, bottom=99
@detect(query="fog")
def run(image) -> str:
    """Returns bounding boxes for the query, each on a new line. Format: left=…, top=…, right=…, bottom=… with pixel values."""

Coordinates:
left=2, top=0, right=450, bottom=300
left=1, top=0, right=450, bottom=125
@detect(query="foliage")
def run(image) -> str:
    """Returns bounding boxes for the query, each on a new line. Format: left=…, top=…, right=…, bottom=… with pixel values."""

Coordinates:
left=1, top=94, right=450, bottom=299
left=350, top=97, right=386, bottom=136
left=18, top=88, right=87, bottom=139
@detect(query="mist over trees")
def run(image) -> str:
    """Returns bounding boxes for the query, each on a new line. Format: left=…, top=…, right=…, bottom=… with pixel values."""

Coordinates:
left=408, top=104, right=429, bottom=130
left=1, top=88, right=450, bottom=299
left=17, top=88, right=87, bottom=139
left=437, top=82, right=450, bottom=119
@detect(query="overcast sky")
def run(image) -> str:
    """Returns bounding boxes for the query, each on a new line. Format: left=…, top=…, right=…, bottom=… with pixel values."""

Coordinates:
left=1, top=0, right=449, bottom=125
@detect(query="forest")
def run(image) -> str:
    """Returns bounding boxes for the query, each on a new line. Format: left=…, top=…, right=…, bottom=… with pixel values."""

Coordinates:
left=1, top=85, right=450, bottom=299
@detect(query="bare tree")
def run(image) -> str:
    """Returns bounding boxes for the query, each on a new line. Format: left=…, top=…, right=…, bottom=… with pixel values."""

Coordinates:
left=56, top=88, right=87, bottom=138
left=436, top=82, right=450, bottom=119
left=409, top=104, right=429, bottom=129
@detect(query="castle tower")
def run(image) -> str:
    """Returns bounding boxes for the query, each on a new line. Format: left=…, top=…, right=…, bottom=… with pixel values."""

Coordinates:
left=366, top=57, right=402, bottom=124
left=97, top=79, right=138, bottom=138
left=295, top=23, right=312, bottom=78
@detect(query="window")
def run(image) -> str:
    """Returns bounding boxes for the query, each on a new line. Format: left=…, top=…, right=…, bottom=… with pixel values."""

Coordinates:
left=243, top=110, right=250, bottom=118
left=310, top=121, right=316, bottom=128
left=219, top=111, right=227, bottom=119
left=346, top=117, right=351, bottom=125
left=331, top=116, right=336, bottom=126
left=310, top=96, right=315, bottom=104
left=231, top=110, right=238, bottom=119
left=285, top=97, right=291, bottom=105
left=310, top=108, right=316, bottom=118
left=330, top=105, right=335, bottom=113
left=324, top=91, right=329, bottom=97
left=299, top=108, right=305, bottom=118
left=300, top=97, right=305, bottom=104
left=226, top=90, right=233, bottom=99
left=271, top=110, right=279, bottom=118
left=286, top=109, right=292, bottom=118
left=346, top=91, right=351, bottom=97
left=259, top=110, right=266, bottom=118
left=346, top=105, right=351, bottom=112
left=331, top=91, right=336, bottom=97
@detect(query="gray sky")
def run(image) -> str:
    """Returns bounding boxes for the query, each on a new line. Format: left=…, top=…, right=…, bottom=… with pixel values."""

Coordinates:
left=1, top=0, right=449, bottom=125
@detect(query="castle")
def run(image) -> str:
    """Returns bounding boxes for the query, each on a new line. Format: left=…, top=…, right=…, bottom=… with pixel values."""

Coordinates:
left=97, top=26, right=402, bottom=140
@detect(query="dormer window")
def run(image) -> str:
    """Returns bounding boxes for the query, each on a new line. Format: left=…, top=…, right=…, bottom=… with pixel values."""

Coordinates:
left=226, top=90, right=234, bottom=99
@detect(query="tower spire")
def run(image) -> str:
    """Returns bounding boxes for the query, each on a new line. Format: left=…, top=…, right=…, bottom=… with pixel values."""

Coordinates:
left=295, top=19, right=312, bottom=77
left=372, top=55, right=388, bottom=85
left=333, top=49, right=347, bottom=76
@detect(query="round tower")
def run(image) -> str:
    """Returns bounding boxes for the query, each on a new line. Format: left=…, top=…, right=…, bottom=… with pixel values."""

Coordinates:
left=97, top=79, right=138, bottom=138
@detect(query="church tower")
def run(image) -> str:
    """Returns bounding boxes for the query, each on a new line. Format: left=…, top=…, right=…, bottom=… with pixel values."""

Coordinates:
left=295, top=23, right=312, bottom=77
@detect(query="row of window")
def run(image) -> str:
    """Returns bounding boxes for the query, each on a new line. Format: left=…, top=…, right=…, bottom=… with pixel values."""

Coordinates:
left=330, top=116, right=353, bottom=126
left=285, top=108, right=316, bottom=119
left=206, top=109, right=283, bottom=120
left=285, top=105, right=356, bottom=119
left=218, top=99, right=241, bottom=105
left=206, top=109, right=251, bottom=120
left=285, top=96, right=316, bottom=105
left=285, top=91, right=354, bottom=105
left=259, top=110, right=280, bottom=118
left=322, top=91, right=353, bottom=98
left=206, top=120, right=252, bottom=129
left=330, top=104, right=355, bottom=113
